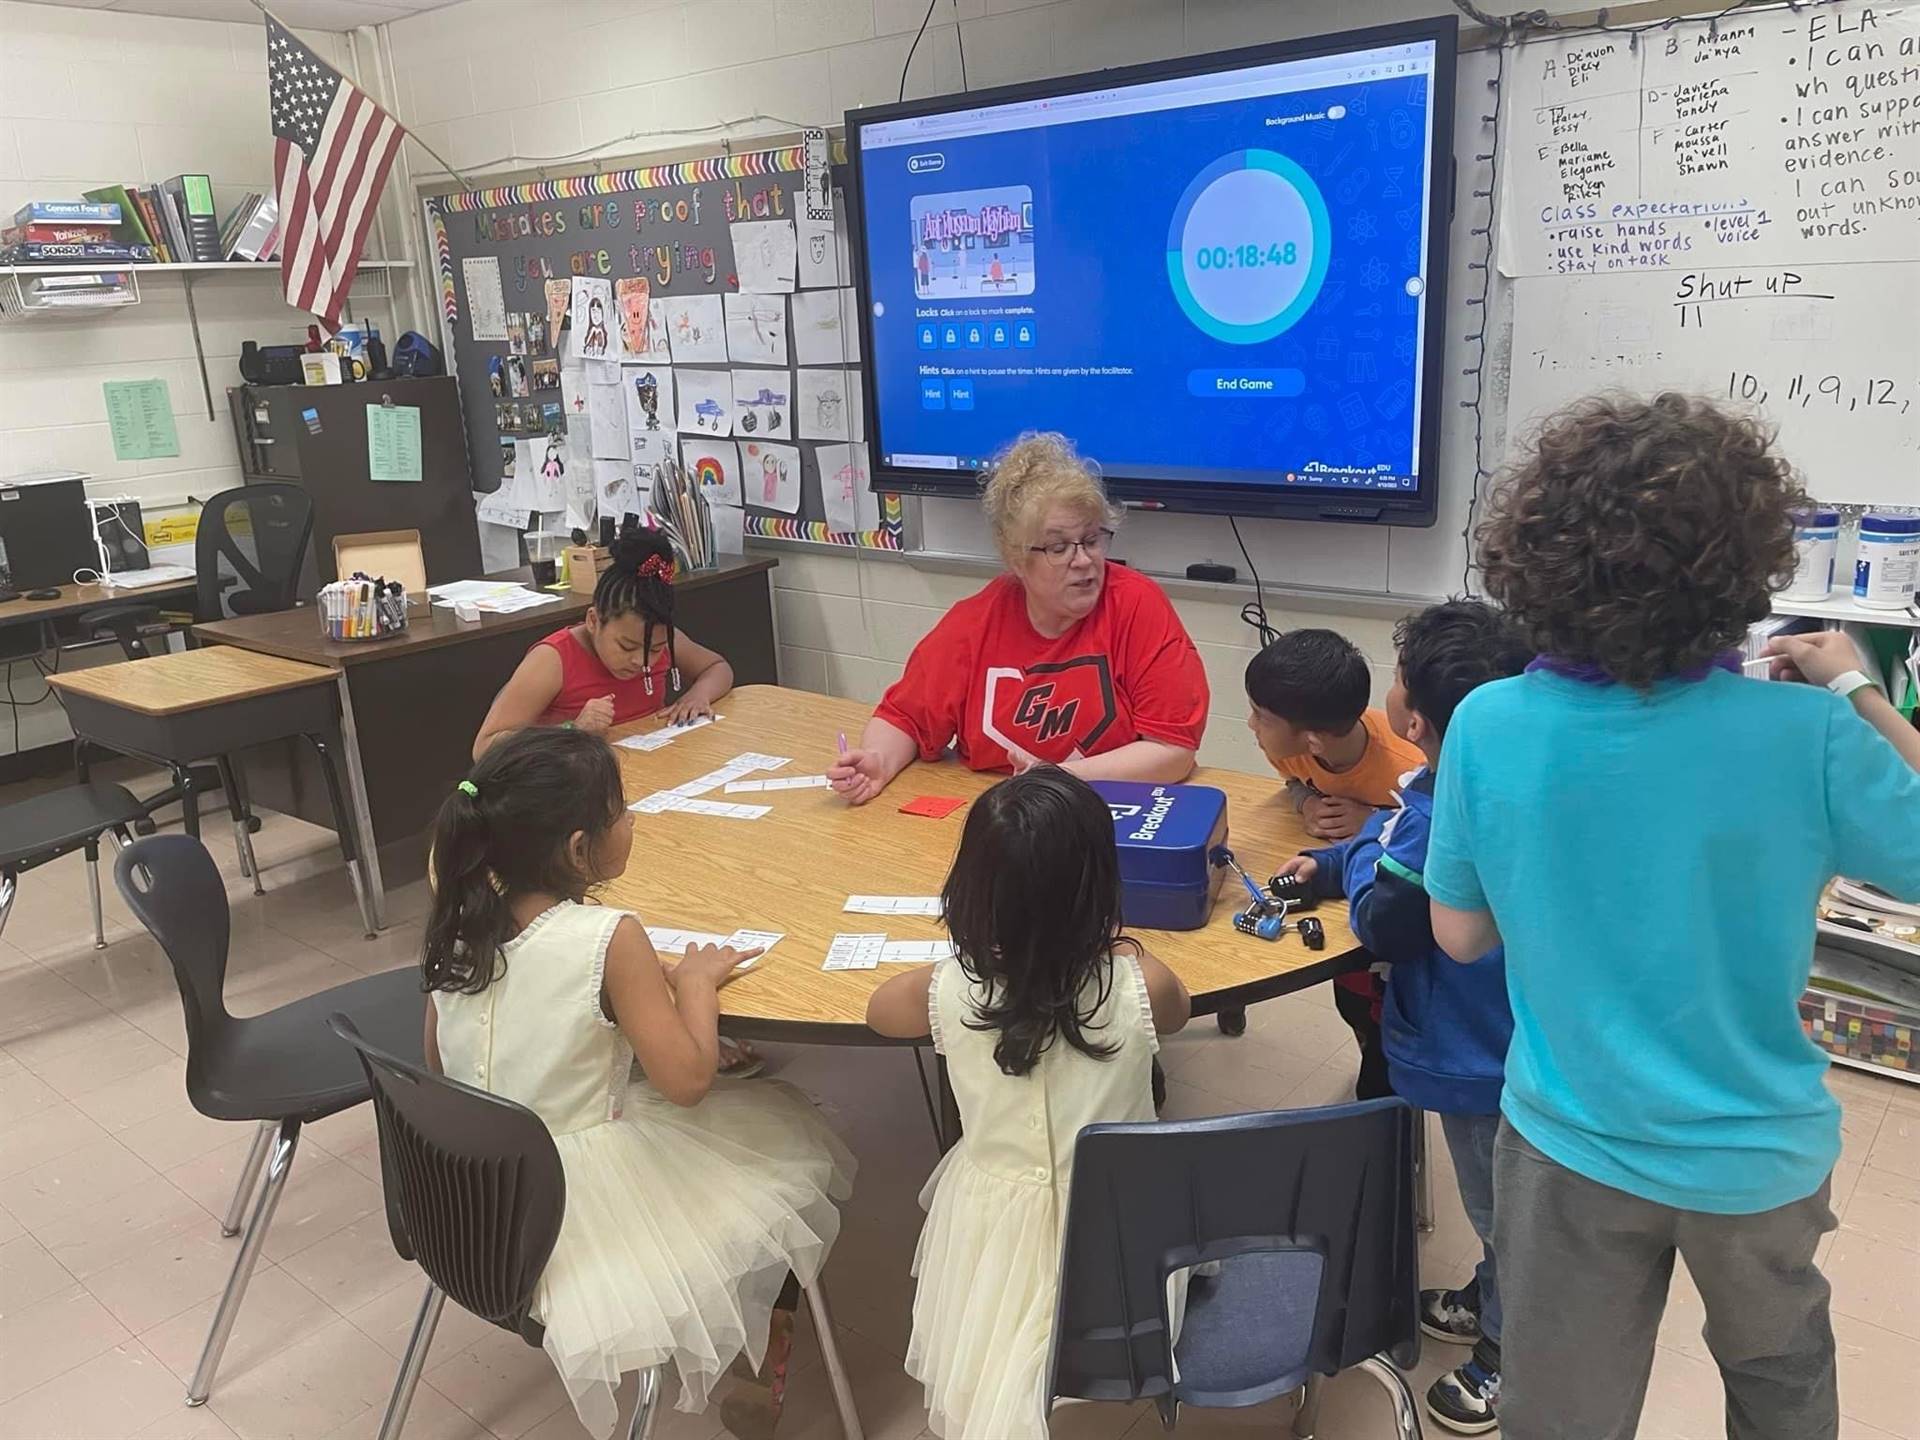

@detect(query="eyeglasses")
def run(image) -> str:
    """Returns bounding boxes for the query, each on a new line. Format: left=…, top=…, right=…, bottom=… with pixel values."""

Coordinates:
left=1028, top=528, right=1115, bottom=566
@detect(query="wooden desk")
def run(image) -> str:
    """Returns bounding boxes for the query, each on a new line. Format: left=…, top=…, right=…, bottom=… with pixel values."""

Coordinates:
left=48, top=647, right=378, bottom=934
left=49, top=646, right=335, bottom=713
left=196, top=557, right=780, bottom=929
left=0, top=578, right=195, bottom=630
left=598, top=687, right=1363, bottom=1044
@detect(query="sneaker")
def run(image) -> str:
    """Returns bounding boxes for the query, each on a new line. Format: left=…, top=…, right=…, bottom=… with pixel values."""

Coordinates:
left=1419, top=1282, right=1482, bottom=1345
left=1425, top=1357, right=1499, bottom=1435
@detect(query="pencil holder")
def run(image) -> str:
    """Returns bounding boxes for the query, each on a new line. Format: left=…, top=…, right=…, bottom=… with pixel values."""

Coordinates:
left=318, top=574, right=410, bottom=642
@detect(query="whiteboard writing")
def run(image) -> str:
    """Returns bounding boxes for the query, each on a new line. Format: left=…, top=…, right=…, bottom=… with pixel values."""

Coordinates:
left=1500, top=0, right=1920, bottom=275
left=1507, top=264, right=1919, bottom=507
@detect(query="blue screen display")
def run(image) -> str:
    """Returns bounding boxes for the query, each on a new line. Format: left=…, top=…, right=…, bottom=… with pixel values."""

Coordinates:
left=854, top=37, right=1445, bottom=501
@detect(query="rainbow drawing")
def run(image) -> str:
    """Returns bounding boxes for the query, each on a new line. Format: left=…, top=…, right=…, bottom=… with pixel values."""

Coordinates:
left=428, top=201, right=456, bottom=327
left=435, top=145, right=807, bottom=214
left=689, top=454, right=726, bottom=489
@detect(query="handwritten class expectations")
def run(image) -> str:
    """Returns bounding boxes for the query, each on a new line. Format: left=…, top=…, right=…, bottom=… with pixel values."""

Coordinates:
left=475, top=178, right=791, bottom=292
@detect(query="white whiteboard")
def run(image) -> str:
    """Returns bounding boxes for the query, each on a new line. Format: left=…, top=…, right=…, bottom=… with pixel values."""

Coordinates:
left=1500, top=0, right=1920, bottom=509
left=916, top=45, right=1506, bottom=602
left=1499, top=0, right=1920, bottom=277
left=1508, top=262, right=1919, bottom=505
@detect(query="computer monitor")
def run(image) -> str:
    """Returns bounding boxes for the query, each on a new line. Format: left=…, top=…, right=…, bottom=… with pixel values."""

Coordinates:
left=0, top=473, right=99, bottom=590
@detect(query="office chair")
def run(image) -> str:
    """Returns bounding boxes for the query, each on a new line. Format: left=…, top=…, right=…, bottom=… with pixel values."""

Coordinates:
left=330, top=1015, right=867, bottom=1440
left=1048, top=1099, right=1425, bottom=1438
left=0, top=779, right=148, bottom=949
left=113, top=834, right=423, bottom=1408
left=81, top=484, right=316, bottom=882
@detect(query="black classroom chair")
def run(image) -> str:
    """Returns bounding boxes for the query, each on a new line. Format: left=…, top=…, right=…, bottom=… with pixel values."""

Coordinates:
left=114, top=834, right=423, bottom=1408
left=330, top=1016, right=868, bottom=1440
left=1048, top=1099, right=1425, bottom=1439
left=0, top=779, right=148, bottom=949
left=82, top=484, right=316, bottom=888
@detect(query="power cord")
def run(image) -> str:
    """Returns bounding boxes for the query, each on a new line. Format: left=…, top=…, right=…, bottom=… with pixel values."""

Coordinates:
left=1453, top=0, right=1777, bottom=45
left=1227, top=516, right=1278, bottom=647
left=902, top=0, right=942, bottom=102
left=1458, top=32, right=1506, bottom=595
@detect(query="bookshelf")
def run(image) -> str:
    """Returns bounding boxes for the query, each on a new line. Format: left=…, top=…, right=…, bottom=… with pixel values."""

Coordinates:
left=1773, top=594, right=1920, bottom=630
left=0, top=259, right=416, bottom=418
left=2, top=260, right=412, bottom=276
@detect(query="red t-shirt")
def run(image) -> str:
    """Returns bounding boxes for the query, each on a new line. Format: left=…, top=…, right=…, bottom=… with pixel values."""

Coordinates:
left=875, top=564, right=1209, bottom=771
left=533, top=627, right=670, bottom=727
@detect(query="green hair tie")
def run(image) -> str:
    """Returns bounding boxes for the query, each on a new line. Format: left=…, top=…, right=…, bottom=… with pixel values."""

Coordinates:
left=456, top=780, right=479, bottom=798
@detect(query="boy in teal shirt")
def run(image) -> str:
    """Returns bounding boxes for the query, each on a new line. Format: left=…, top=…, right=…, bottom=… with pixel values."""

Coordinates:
left=1426, top=393, right=1920, bottom=1440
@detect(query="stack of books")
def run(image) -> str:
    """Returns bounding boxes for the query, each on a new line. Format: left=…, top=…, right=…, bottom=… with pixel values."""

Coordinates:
left=218, top=194, right=280, bottom=262
left=0, top=201, right=151, bottom=264
left=0, top=178, right=282, bottom=267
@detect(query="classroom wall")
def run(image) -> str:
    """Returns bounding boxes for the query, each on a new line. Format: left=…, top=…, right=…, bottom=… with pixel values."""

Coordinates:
left=0, top=3, right=417, bottom=519
left=0, top=2, right=425, bottom=754
left=385, top=0, right=1580, bottom=768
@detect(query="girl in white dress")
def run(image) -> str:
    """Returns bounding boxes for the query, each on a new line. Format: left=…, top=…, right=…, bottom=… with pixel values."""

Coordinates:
left=867, top=768, right=1191, bottom=1439
left=423, top=728, right=855, bottom=1439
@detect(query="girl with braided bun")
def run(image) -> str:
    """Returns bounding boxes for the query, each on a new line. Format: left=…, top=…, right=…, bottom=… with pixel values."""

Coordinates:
left=475, top=525, right=733, bottom=760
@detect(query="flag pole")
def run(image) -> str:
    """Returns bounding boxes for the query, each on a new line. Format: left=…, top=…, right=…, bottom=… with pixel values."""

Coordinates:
left=247, top=0, right=475, bottom=188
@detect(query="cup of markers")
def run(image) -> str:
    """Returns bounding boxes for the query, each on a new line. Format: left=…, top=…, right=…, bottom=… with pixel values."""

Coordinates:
left=319, top=573, right=409, bottom=642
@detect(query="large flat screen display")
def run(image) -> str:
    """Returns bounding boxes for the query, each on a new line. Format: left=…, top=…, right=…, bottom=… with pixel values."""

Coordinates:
left=846, top=18, right=1456, bottom=526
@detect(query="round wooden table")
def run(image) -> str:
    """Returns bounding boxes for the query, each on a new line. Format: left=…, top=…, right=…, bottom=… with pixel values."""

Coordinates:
left=597, top=686, right=1364, bottom=1044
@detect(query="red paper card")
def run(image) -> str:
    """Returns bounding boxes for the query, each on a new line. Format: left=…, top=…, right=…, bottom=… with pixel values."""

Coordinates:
left=900, top=795, right=966, bottom=819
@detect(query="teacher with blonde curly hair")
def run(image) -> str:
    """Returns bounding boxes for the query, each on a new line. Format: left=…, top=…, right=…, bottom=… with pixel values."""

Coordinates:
left=828, top=433, right=1209, bottom=805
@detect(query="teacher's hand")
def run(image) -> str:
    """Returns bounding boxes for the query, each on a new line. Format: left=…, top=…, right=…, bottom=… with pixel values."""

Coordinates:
left=828, top=748, right=887, bottom=807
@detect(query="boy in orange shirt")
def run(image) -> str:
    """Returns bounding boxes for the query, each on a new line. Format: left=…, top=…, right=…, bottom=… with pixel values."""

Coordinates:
left=1235, top=629, right=1424, bottom=1095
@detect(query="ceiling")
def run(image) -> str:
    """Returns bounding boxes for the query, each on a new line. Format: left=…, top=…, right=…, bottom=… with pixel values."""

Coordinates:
left=13, top=0, right=458, bottom=30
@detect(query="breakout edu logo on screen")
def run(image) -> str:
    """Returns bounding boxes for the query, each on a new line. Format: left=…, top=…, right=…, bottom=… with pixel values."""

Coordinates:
left=908, top=186, right=1036, bottom=298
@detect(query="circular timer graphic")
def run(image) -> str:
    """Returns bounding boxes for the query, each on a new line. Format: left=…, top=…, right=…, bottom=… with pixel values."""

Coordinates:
left=1166, top=150, right=1330, bottom=344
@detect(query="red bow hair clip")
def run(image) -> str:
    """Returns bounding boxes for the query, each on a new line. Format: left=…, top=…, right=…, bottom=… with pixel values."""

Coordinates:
left=638, top=554, right=677, bottom=581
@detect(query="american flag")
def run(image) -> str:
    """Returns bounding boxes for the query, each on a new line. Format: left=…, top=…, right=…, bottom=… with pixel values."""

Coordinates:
left=268, top=17, right=404, bottom=327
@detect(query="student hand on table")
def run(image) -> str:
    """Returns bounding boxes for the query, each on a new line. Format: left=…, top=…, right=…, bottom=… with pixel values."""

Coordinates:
left=1301, top=793, right=1371, bottom=841
left=1272, top=854, right=1320, bottom=887
left=665, top=692, right=714, bottom=726
left=671, top=943, right=763, bottom=991
left=574, top=694, right=617, bottom=735
left=1766, top=631, right=1861, bottom=688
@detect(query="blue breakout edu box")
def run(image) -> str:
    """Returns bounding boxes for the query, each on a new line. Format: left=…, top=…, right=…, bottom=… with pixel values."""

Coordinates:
left=1091, top=781, right=1230, bottom=932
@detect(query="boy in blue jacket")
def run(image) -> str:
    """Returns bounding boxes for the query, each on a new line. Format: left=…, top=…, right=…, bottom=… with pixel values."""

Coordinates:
left=1273, top=600, right=1530, bottom=1435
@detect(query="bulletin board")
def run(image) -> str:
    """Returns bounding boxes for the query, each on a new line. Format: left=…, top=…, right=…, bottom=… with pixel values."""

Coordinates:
left=423, top=137, right=904, bottom=551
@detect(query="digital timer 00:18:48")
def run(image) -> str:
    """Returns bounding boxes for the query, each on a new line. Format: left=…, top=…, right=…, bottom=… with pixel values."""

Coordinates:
left=1193, top=242, right=1299, bottom=270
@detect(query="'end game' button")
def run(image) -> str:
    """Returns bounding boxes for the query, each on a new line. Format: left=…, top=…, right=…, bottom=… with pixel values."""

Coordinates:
left=1187, top=368, right=1306, bottom=398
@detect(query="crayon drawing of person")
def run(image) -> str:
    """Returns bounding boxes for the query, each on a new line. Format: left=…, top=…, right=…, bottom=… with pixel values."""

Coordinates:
left=583, top=296, right=610, bottom=357
left=634, top=373, right=661, bottom=431
left=542, top=440, right=566, bottom=480
left=761, top=451, right=782, bottom=505
left=816, top=388, right=843, bottom=434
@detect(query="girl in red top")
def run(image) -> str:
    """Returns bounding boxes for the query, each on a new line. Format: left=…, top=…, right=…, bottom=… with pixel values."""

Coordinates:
left=474, top=527, right=734, bottom=761
left=829, top=433, right=1209, bottom=805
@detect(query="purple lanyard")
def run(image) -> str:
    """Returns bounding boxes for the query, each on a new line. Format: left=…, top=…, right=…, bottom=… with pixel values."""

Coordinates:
left=1525, top=651, right=1744, bottom=685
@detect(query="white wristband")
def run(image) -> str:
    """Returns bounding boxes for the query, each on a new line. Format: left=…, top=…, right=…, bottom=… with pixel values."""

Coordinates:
left=1826, top=669, right=1875, bottom=699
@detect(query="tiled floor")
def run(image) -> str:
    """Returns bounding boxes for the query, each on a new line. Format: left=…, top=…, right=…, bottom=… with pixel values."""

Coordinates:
left=1, top=803, right=1916, bottom=1440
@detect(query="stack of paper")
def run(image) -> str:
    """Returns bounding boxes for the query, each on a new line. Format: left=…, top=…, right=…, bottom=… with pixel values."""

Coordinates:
left=426, top=579, right=563, bottom=614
